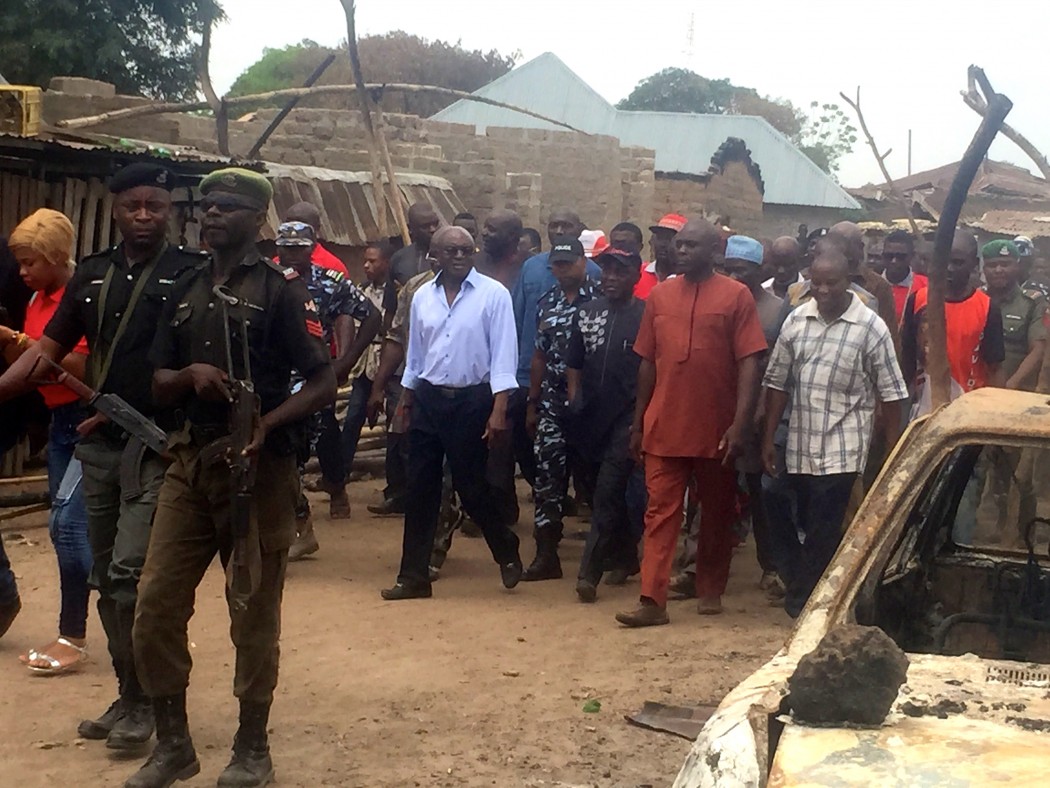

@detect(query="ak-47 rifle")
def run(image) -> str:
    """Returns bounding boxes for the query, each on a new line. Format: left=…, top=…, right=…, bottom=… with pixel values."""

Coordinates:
left=28, top=356, right=169, bottom=455
left=213, top=284, right=262, bottom=611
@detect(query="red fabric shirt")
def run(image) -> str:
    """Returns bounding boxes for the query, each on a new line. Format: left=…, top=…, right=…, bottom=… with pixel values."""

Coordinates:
left=634, top=274, right=768, bottom=458
left=24, top=285, right=89, bottom=409
left=311, top=243, right=348, bottom=276
left=890, top=272, right=928, bottom=323
left=634, top=262, right=659, bottom=300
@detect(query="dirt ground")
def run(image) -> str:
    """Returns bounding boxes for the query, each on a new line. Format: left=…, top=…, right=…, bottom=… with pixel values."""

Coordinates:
left=0, top=478, right=791, bottom=788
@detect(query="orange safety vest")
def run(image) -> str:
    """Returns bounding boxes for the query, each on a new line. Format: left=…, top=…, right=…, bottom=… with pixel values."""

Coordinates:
left=912, top=287, right=991, bottom=391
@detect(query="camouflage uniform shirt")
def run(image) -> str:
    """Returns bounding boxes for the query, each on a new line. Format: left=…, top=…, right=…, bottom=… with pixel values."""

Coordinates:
left=535, top=278, right=598, bottom=414
left=302, top=265, right=374, bottom=346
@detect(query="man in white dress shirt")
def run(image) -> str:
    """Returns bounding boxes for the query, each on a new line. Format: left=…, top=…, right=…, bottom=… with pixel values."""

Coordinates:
left=381, top=226, right=524, bottom=600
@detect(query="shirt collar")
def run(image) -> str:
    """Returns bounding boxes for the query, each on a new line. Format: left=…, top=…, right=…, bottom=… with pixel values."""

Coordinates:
left=885, top=269, right=914, bottom=289
left=644, top=261, right=657, bottom=274
left=433, top=266, right=481, bottom=289
left=797, top=291, right=865, bottom=324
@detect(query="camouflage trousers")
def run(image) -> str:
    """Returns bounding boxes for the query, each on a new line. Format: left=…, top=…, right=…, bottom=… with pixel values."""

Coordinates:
left=534, top=409, right=568, bottom=534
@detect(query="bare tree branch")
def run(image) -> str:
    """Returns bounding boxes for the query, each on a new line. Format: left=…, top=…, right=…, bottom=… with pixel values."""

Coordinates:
left=839, top=87, right=920, bottom=238
left=961, top=66, right=1050, bottom=180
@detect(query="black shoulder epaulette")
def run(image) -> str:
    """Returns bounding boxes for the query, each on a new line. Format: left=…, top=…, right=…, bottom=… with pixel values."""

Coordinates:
left=175, top=245, right=210, bottom=258
left=79, top=246, right=117, bottom=264
left=1022, top=287, right=1047, bottom=304
left=263, top=257, right=299, bottom=281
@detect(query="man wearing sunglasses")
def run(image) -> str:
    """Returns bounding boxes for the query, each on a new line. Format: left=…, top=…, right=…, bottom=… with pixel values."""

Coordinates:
left=0, top=163, right=206, bottom=750
left=382, top=225, right=523, bottom=600
left=881, top=229, right=928, bottom=324
left=127, top=168, right=335, bottom=788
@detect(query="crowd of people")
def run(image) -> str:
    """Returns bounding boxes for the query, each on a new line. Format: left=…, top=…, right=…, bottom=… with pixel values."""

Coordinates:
left=0, top=158, right=1046, bottom=787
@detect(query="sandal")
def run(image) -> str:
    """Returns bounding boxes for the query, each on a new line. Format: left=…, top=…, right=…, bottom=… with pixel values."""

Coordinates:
left=21, top=637, right=88, bottom=675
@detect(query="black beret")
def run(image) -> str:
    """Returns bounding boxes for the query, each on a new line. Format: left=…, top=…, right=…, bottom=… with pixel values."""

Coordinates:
left=108, top=163, right=177, bottom=194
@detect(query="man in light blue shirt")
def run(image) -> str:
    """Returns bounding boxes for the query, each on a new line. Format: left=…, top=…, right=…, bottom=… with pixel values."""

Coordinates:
left=510, top=209, right=601, bottom=490
left=382, top=226, right=524, bottom=600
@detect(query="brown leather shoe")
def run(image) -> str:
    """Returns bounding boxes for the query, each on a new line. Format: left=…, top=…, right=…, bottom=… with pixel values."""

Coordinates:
left=615, top=602, right=669, bottom=628
left=697, top=596, right=723, bottom=615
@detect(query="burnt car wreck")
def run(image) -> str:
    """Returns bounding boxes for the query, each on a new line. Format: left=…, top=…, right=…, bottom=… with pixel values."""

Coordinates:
left=674, top=389, right=1050, bottom=786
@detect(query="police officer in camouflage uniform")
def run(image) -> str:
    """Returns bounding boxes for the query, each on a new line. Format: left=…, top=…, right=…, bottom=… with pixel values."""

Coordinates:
left=982, top=239, right=1048, bottom=539
left=274, top=220, right=378, bottom=559
left=522, top=236, right=599, bottom=581
left=125, top=169, right=335, bottom=788
left=0, top=163, right=205, bottom=749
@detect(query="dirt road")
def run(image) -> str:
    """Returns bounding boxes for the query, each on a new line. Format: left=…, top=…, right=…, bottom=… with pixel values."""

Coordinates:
left=0, top=479, right=790, bottom=787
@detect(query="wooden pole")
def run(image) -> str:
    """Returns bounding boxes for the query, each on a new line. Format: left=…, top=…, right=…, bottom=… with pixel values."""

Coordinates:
left=927, top=69, right=1012, bottom=408
left=339, top=1, right=410, bottom=244
left=247, top=53, right=336, bottom=160
left=198, top=13, right=229, bottom=156
left=337, top=0, right=388, bottom=237
left=840, top=87, right=921, bottom=238
left=55, top=84, right=590, bottom=135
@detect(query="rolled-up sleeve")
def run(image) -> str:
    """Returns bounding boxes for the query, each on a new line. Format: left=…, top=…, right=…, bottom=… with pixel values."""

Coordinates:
left=869, top=322, right=909, bottom=402
left=763, top=329, right=795, bottom=392
left=401, top=291, right=425, bottom=391
left=488, top=285, right=519, bottom=394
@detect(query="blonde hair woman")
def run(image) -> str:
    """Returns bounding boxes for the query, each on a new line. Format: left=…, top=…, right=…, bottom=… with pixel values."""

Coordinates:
left=1, top=208, right=92, bottom=674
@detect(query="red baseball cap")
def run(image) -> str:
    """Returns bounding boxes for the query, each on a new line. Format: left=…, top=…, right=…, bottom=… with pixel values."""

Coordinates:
left=649, top=213, right=687, bottom=233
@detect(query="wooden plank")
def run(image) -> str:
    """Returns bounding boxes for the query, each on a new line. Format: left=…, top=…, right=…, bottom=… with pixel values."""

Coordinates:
left=69, top=179, right=86, bottom=257
left=99, top=191, right=114, bottom=250
left=1, top=174, right=16, bottom=233
left=81, top=179, right=104, bottom=258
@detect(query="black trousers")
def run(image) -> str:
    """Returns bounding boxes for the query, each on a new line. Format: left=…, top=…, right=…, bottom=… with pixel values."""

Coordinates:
left=508, top=388, right=536, bottom=488
left=398, top=383, right=520, bottom=586
left=578, top=455, right=644, bottom=581
left=315, top=405, right=346, bottom=486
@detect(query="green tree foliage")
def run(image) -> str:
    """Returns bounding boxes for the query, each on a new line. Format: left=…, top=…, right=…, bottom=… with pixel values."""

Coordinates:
left=617, top=67, right=856, bottom=176
left=0, top=0, right=223, bottom=101
left=229, top=33, right=517, bottom=117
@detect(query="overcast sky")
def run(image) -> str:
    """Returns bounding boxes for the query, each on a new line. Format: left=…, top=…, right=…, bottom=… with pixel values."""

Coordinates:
left=210, top=0, right=1044, bottom=189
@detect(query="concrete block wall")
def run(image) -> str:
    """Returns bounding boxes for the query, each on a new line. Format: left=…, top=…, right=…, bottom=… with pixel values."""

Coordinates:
left=43, top=88, right=660, bottom=230
left=653, top=161, right=764, bottom=235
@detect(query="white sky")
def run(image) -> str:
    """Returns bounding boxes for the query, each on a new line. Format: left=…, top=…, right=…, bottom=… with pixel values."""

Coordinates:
left=210, top=0, right=1045, bottom=189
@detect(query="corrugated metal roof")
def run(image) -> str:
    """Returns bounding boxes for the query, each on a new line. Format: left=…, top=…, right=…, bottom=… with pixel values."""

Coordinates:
left=262, top=163, right=464, bottom=246
left=432, top=53, right=859, bottom=210
left=965, top=210, right=1050, bottom=239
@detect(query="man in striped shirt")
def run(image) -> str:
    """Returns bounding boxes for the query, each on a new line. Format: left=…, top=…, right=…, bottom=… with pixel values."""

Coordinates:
left=761, top=246, right=908, bottom=618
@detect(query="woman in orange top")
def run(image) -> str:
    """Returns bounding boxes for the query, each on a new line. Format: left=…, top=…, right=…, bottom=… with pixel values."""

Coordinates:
left=1, top=209, right=91, bottom=674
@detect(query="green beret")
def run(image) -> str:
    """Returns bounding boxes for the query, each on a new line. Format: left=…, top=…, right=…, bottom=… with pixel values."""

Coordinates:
left=199, top=167, right=273, bottom=208
left=981, top=239, right=1020, bottom=260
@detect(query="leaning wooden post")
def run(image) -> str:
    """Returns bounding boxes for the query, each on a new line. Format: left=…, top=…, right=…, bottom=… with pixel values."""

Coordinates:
left=198, top=12, right=229, bottom=157
left=337, top=0, right=395, bottom=239
left=927, top=68, right=1012, bottom=408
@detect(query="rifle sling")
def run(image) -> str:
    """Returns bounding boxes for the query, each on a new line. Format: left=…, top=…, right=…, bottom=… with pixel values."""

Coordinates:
left=91, top=243, right=168, bottom=390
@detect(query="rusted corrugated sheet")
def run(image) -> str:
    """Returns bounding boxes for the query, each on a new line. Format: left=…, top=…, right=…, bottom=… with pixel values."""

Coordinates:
left=263, top=163, right=465, bottom=246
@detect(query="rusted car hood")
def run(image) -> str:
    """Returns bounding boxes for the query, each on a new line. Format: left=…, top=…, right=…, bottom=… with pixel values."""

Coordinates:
left=769, top=653, right=1050, bottom=787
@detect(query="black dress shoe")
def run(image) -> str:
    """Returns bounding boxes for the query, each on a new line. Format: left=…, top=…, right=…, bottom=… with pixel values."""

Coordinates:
left=380, top=582, right=432, bottom=600
left=500, top=561, right=523, bottom=589
left=0, top=596, right=21, bottom=638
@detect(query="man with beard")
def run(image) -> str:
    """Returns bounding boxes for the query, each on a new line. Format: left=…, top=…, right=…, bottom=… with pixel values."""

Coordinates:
left=391, top=202, right=442, bottom=286
left=0, top=164, right=204, bottom=748
left=475, top=209, right=524, bottom=289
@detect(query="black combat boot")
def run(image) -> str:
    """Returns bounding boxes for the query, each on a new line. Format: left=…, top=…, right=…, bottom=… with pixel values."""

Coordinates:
left=217, top=701, right=275, bottom=787
left=521, top=528, right=563, bottom=581
left=124, top=694, right=200, bottom=788
left=107, top=672, right=155, bottom=749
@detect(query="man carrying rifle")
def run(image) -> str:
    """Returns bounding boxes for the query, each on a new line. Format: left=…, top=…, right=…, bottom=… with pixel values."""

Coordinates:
left=126, top=168, right=335, bottom=788
left=0, top=164, right=204, bottom=748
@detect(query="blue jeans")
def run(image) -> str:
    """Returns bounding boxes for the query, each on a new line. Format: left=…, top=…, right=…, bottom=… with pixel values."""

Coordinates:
left=47, top=403, right=92, bottom=639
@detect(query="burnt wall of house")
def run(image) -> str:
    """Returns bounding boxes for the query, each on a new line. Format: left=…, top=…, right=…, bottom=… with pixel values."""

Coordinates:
left=653, top=161, right=764, bottom=234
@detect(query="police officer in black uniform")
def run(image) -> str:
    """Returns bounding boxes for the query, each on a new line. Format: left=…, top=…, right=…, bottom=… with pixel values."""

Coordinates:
left=0, top=163, right=204, bottom=748
left=125, top=168, right=335, bottom=788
